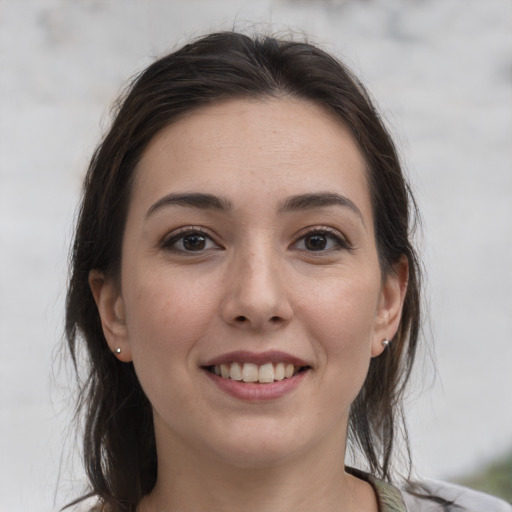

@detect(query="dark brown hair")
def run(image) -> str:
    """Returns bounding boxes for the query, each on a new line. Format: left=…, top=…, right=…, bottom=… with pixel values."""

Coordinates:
left=66, top=31, right=421, bottom=511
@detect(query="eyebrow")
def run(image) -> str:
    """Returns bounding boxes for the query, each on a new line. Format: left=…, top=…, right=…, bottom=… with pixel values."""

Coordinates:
left=278, top=192, right=365, bottom=226
left=146, top=193, right=233, bottom=218
left=146, top=191, right=365, bottom=226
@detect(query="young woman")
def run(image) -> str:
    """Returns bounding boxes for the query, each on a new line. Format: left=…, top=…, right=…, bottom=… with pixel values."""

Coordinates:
left=65, top=31, right=511, bottom=512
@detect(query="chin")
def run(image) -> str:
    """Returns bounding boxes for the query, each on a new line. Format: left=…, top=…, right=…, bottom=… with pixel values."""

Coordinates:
left=201, top=421, right=311, bottom=469
left=214, top=443, right=301, bottom=470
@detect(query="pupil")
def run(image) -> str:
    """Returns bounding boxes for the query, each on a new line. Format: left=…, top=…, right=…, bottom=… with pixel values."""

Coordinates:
left=183, top=234, right=206, bottom=251
left=306, top=234, right=327, bottom=251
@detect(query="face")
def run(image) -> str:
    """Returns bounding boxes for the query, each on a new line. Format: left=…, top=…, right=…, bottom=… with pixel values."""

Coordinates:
left=91, top=98, right=406, bottom=469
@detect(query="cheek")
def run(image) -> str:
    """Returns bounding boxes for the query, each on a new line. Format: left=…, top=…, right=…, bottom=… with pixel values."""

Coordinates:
left=299, top=272, right=381, bottom=360
left=121, top=272, right=220, bottom=414
left=122, top=270, right=218, bottom=358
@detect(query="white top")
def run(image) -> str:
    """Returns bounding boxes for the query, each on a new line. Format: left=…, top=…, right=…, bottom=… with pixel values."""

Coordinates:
left=70, top=476, right=512, bottom=511
left=401, top=479, right=512, bottom=511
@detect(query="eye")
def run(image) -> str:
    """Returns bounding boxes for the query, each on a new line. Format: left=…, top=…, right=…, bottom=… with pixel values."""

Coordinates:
left=293, top=229, right=351, bottom=253
left=161, top=229, right=221, bottom=253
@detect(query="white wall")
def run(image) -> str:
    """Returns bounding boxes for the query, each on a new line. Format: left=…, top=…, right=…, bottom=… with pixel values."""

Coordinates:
left=1, top=0, right=511, bottom=510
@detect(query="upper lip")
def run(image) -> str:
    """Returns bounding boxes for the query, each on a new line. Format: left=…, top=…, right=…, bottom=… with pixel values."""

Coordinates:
left=202, top=350, right=309, bottom=368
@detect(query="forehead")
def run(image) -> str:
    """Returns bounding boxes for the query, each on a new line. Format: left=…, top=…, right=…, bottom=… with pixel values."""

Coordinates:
left=132, top=97, right=371, bottom=217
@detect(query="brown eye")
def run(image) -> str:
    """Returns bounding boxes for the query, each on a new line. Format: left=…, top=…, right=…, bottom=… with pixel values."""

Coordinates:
left=182, top=234, right=207, bottom=251
left=304, top=234, right=328, bottom=251
left=162, top=229, right=221, bottom=253
left=293, top=229, right=351, bottom=253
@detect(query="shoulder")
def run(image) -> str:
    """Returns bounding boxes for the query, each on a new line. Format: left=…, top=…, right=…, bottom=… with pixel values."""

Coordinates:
left=401, top=479, right=512, bottom=512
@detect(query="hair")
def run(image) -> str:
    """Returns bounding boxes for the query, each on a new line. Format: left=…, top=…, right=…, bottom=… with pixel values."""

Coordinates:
left=66, top=31, right=422, bottom=511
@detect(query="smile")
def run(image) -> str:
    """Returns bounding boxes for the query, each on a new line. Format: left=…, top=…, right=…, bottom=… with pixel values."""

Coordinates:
left=207, top=362, right=306, bottom=383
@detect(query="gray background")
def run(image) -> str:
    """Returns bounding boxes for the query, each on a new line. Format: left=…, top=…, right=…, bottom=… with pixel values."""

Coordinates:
left=1, top=0, right=511, bottom=510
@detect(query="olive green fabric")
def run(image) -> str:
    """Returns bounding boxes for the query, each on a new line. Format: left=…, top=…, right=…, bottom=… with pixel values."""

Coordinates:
left=347, top=467, right=407, bottom=512
left=347, top=466, right=512, bottom=512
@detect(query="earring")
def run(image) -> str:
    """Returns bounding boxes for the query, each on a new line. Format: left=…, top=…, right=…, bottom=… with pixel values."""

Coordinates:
left=382, top=339, right=391, bottom=349
left=115, top=347, right=122, bottom=354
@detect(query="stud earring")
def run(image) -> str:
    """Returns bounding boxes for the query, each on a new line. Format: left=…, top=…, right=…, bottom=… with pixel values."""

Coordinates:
left=115, top=347, right=122, bottom=354
left=382, top=339, right=391, bottom=349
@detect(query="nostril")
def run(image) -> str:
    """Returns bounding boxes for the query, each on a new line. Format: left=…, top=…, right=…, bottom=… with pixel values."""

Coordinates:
left=231, top=315, right=286, bottom=326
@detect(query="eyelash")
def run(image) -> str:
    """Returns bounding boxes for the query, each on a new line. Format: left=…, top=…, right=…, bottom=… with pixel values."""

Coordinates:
left=292, top=227, right=353, bottom=254
left=160, top=226, right=353, bottom=254
left=160, top=227, right=221, bottom=253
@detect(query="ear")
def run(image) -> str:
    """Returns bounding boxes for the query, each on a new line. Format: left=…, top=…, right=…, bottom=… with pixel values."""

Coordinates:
left=371, top=256, right=409, bottom=358
left=89, top=270, right=132, bottom=362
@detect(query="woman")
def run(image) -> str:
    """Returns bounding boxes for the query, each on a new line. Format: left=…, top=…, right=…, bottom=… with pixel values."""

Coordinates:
left=65, top=31, right=510, bottom=512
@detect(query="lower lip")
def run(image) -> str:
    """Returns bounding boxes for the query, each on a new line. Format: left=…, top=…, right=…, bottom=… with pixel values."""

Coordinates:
left=203, top=369, right=309, bottom=401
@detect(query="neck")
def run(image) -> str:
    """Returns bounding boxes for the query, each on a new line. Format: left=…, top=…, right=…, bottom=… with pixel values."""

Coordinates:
left=138, top=424, right=377, bottom=512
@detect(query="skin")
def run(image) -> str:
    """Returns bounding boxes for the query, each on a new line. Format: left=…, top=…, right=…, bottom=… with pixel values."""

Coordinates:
left=90, top=97, right=408, bottom=512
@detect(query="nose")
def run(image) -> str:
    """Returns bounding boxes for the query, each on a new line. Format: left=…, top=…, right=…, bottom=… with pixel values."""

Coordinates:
left=220, top=245, right=293, bottom=331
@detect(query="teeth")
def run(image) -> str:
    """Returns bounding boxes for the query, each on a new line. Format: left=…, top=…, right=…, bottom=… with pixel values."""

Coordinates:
left=258, top=363, right=274, bottom=383
left=242, top=363, right=259, bottom=382
left=274, top=362, right=285, bottom=381
left=230, top=362, right=243, bottom=381
left=211, top=362, right=304, bottom=383
left=220, top=364, right=230, bottom=378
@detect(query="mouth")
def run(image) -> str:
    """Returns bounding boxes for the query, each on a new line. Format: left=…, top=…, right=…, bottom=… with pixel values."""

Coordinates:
left=204, top=362, right=309, bottom=384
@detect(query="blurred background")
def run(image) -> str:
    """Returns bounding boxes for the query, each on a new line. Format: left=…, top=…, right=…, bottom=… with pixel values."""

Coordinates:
left=0, top=0, right=511, bottom=510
